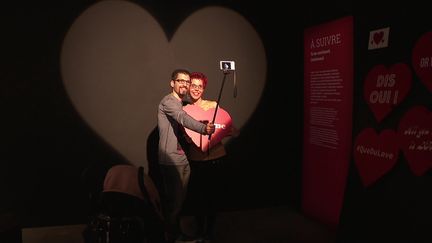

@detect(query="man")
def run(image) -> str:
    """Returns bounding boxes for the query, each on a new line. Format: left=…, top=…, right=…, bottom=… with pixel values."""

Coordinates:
left=157, top=69, right=215, bottom=243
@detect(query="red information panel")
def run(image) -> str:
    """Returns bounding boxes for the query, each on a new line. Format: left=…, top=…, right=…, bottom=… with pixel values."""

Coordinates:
left=302, top=16, right=353, bottom=227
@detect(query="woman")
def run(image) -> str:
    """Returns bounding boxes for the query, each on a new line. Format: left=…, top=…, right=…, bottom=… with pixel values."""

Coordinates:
left=183, top=72, right=237, bottom=243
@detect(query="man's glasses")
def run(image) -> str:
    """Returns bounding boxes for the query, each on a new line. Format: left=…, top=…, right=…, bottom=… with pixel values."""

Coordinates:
left=175, top=79, right=191, bottom=85
left=190, top=84, right=204, bottom=90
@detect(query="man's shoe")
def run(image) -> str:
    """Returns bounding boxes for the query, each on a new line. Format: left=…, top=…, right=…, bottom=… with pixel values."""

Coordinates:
left=175, top=234, right=197, bottom=243
left=196, top=237, right=211, bottom=243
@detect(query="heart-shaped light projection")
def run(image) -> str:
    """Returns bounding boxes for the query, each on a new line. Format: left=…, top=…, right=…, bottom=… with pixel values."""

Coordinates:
left=60, top=0, right=266, bottom=170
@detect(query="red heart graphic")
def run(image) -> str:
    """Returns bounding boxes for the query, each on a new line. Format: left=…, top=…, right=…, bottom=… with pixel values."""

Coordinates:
left=363, top=63, right=412, bottom=122
left=183, top=105, right=232, bottom=152
left=354, top=128, right=399, bottom=187
left=412, top=31, right=432, bottom=93
left=398, top=106, right=432, bottom=176
left=373, top=31, right=384, bottom=44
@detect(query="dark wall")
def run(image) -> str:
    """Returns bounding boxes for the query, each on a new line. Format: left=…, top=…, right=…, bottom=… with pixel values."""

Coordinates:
left=338, top=10, right=432, bottom=243
left=305, top=4, right=432, bottom=242
left=2, top=1, right=302, bottom=228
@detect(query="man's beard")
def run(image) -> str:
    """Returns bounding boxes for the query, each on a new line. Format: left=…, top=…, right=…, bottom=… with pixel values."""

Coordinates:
left=181, top=93, right=192, bottom=106
left=178, top=88, right=187, bottom=97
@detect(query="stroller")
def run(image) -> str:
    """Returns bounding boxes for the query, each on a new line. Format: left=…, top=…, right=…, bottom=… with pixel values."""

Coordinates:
left=82, top=164, right=165, bottom=243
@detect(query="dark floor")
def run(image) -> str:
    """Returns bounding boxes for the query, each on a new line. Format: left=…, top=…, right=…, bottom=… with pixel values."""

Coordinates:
left=191, top=206, right=336, bottom=243
left=1, top=206, right=335, bottom=243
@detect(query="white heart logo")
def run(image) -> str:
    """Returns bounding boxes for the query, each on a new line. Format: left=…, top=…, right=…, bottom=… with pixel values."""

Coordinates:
left=60, top=0, right=267, bottom=170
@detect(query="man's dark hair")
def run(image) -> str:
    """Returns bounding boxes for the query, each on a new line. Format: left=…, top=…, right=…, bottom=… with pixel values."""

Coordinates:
left=171, top=69, right=190, bottom=80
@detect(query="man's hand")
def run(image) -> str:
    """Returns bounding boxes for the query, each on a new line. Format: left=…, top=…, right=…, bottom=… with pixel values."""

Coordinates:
left=205, top=122, right=215, bottom=135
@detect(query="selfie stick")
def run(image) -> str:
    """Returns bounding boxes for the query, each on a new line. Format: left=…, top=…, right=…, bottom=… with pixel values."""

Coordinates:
left=208, top=70, right=229, bottom=153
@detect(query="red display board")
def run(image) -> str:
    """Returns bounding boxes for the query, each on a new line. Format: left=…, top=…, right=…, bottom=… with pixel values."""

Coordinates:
left=302, top=16, right=353, bottom=227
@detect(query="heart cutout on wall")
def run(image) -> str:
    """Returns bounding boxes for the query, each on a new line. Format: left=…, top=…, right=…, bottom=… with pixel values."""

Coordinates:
left=60, top=1, right=266, bottom=169
left=412, top=31, right=432, bottom=93
left=363, top=63, right=412, bottom=122
left=353, top=128, right=399, bottom=187
left=183, top=105, right=232, bottom=152
left=398, top=106, right=432, bottom=176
